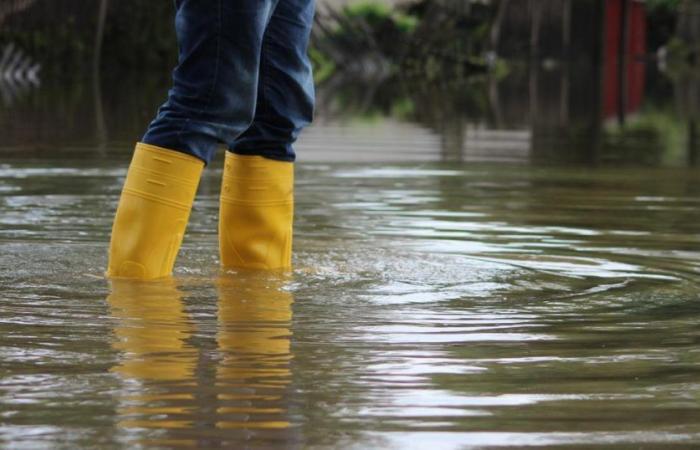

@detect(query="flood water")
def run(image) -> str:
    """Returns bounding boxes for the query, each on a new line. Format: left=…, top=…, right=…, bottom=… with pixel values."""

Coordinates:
left=1, top=66, right=700, bottom=449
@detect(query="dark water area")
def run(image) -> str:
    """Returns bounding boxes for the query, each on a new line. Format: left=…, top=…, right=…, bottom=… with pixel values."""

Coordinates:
left=1, top=60, right=700, bottom=166
left=1, top=62, right=700, bottom=448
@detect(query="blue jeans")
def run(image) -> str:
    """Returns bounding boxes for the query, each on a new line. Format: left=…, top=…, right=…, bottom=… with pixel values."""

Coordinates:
left=142, top=0, right=315, bottom=164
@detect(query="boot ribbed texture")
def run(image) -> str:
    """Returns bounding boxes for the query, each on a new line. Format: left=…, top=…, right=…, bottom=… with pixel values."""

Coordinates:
left=219, top=153, right=294, bottom=270
left=107, top=143, right=204, bottom=279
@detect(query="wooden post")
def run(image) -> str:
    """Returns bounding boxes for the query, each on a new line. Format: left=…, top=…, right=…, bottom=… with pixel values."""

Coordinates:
left=562, top=0, right=571, bottom=60
left=530, top=0, right=544, bottom=60
left=93, top=0, right=109, bottom=151
left=94, top=0, right=109, bottom=72
left=618, top=0, right=630, bottom=126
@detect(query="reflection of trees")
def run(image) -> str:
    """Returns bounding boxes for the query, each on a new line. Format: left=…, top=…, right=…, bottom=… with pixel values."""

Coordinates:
left=317, top=55, right=700, bottom=167
left=316, top=71, right=491, bottom=162
left=312, top=0, right=696, bottom=167
left=0, top=74, right=170, bottom=156
left=1, top=60, right=697, bottom=167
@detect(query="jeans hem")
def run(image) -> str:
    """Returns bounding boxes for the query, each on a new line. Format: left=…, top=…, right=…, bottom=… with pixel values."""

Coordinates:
left=226, top=148, right=295, bottom=163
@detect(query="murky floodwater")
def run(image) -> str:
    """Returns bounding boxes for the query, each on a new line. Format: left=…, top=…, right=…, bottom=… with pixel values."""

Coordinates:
left=2, top=64, right=700, bottom=448
left=1, top=153, right=699, bottom=448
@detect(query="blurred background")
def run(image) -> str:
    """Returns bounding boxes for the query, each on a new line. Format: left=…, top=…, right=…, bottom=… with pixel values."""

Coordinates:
left=1, top=0, right=699, bottom=166
left=3, top=4, right=700, bottom=447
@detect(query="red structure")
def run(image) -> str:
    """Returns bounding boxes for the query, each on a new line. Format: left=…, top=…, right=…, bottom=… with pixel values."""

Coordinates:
left=603, top=0, right=647, bottom=121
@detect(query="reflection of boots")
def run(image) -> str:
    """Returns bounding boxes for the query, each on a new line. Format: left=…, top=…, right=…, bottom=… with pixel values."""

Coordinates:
left=108, top=279, right=196, bottom=381
left=107, top=143, right=204, bottom=280
left=219, top=152, right=294, bottom=270
left=216, top=273, right=293, bottom=429
left=108, top=279, right=197, bottom=431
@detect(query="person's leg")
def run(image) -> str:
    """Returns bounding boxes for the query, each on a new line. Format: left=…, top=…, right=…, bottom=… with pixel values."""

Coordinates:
left=219, top=0, right=315, bottom=270
left=229, top=0, right=316, bottom=162
left=108, top=0, right=279, bottom=279
left=144, top=0, right=281, bottom=164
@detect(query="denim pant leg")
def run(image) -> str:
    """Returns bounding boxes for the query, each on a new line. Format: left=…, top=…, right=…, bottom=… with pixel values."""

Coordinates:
left=142, top=0, right=280, bottom=165
left=228, top=0, right=316, bottom=162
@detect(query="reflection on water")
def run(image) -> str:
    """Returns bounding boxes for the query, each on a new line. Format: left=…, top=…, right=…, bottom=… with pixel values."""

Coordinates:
left=106, top=274, right=294, bottom=447
left=0, top=157, right=699, bottom=448
left=1, top=62, right=699, bottom=166
left=215, top=274, right=293, bottom=433
left=108, top=280, right=198, bottom=433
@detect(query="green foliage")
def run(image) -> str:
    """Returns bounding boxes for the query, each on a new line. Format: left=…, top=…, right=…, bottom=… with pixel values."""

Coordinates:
left=344, top=1, right=392, bottom=24
left=604, top=106, right=686, bottom=165
left=662, top=36, right=700, bottom=75
left=394, top=14, right=419, bottom=34
left=309, top=47, right=336, bottom=84
left=314, top=0, right=490, bottom=84
left=316, top=0, right=418, bottom=66
left=344, top=1, right=418, bottom=33
left=646, top=0, right=682, bottom=10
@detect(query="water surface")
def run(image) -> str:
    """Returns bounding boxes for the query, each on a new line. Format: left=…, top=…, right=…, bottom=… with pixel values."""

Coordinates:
left=2, top=66, right=700, bottom=448
left=1, top=153, right=699, bottom=448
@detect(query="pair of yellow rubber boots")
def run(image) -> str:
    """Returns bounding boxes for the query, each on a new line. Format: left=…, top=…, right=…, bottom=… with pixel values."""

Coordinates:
left=106, top=143, right=294, bottom=280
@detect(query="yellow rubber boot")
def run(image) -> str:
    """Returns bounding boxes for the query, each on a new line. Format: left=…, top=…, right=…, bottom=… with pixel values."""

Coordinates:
left=107, top=143, right=204, bottom=280
left=219, top=152, right=294, bottom=270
